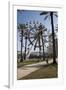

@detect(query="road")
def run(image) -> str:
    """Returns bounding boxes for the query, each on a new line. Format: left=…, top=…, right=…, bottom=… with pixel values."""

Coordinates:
left=17, top=59, right=54, bottom=80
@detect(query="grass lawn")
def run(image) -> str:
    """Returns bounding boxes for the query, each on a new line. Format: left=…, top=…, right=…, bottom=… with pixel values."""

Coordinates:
left=17, top=60, right=40, bottom=68
left=20, top=63, right=58, bottom=79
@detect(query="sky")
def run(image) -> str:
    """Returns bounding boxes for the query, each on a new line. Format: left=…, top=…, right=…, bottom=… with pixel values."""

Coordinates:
left=17, top=10, right=58, bottom=52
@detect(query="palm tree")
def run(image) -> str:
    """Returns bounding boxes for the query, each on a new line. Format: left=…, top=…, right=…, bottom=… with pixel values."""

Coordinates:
left=33, top=23, right=47, bottom=61
left=40, top=11, right=58, bottom=64
left=38, top=23, right=45, bottom=61
left=24, top=24, right=28, bottom=60
left=18, top=24, right=27, bottom=62
left=17, top=10, right=25, bottom=62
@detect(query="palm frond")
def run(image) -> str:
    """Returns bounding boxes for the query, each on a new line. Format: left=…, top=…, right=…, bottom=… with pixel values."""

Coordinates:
left=17, top=24, right=27, bottom=31
left=54, top=14, right=58, bottom=17
left=17, top=10, right=25, bottom=13
left=54, top=12, right=58, bottom=17
left=40, top=11, right=48, bottom=15
left=44, top=15, right=49, bottom=20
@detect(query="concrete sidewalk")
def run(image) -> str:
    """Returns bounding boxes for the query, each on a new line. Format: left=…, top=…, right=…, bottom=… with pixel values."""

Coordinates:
left=17, top=66, right=40, bottom=80
left=17, top=59, right=53, bottom=79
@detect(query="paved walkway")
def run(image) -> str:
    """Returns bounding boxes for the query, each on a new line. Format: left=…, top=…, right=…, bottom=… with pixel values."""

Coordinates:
left=17, top=59, right=53, bottom=79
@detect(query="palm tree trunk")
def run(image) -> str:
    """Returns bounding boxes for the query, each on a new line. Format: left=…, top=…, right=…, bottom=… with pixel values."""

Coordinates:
left=41, top=34, right=45, bottom=61
left=38, top=36, right=41, bottom=60
left=24, top=36, right=27, bottom=60
left=34, top=39, right=38, bottom=50
left=50, top=12, right=56, bottom=64
left=20, top=30, right=23, bottom=62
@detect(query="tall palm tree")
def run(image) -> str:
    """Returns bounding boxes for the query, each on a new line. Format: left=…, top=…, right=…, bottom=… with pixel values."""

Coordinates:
left=40, top=11, right=58, bottom=64
left=33, top=23, right=47, bottom=61
left=18, top=24, right=27, bottom=62
left=17, top=10, right=25, bottom=62
left=38, top=23, right=45, bottom=61
left=24, top=28, right=28, bottom=60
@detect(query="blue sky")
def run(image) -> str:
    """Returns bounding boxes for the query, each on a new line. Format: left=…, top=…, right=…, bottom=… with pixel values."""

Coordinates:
left=17, top=10, right=58, bottom=52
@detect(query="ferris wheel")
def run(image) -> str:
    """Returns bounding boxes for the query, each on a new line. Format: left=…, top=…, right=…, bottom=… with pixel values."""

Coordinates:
left=18, top=21, right=48, bottom=61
